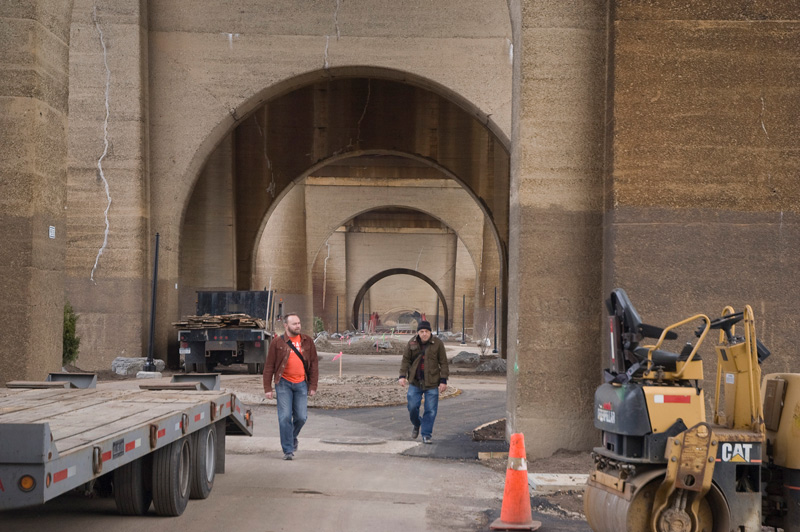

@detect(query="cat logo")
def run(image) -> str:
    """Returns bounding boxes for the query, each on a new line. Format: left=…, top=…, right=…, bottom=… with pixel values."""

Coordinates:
left=720, top=443, right=753, bottom=463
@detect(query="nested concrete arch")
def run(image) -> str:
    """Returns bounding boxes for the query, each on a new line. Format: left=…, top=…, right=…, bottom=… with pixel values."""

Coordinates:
left=352, top=269, right=449, bottom=330
left=301, top=159, right=493, bottom=275
left=170, top=73, right=511, bottom=289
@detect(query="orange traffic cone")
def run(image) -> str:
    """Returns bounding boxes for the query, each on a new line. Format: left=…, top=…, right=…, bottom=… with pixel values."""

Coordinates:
left=490, top=433, right=541, bottom=530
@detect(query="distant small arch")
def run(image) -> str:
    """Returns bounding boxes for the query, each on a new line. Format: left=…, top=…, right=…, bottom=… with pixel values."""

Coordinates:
left=352, top=268, right=449, bottom=330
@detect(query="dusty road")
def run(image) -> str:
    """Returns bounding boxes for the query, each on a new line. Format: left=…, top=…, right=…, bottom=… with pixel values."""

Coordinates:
left=1, top=347, right=591, bottom=531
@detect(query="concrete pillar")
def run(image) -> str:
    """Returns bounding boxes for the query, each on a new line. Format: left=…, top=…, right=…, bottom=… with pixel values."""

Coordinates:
left=0, top=1, right=73, bottom=382
left=506, top=0, right=606, bottom=457
left=178, top=135, right=237, bottom=317
left=309, top=229, right=346, bottom=331
left=475, top=216, right=502, bottom=348
left=455, top=238, right=477, bottom=334
left=606, top=4, right=800, bottom=366
left=253, top=183, right=312, bottom=329
left=65, top=0, right=150, bottom=368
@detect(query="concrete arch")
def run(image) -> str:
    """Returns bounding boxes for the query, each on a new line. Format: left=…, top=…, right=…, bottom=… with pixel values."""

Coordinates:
left=170, top=70, right=510, bottom=374
left=305, top=200, right=484, bottom=275
left=352, top=269, right=449, bottom=330
left=172, top=73, right=510, bottom=285
left=169, top=67, right=510, bottom=251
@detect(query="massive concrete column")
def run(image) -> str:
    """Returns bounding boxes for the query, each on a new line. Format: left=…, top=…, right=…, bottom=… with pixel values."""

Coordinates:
left=506, top=0, right=606, bottom=457
left=0, top=1, right=73, bottom=382
left=65, top=0, right=150, bottom=368
left=606, top=4, right=800, bottom=367
left=308, top=230, right=347, bottom=332
left=254, top=184, right=312, bottom=328
left=475, top=216, right=503, bottom=349
left=178, top=135, right=237, bottom=317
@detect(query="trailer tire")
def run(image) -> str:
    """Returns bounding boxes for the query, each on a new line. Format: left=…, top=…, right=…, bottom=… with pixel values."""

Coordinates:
left=114, top=456, right=152, bottom=515
left=152, top=437, right=192, bottom=516
left=190, top=424, right=216, bottom=499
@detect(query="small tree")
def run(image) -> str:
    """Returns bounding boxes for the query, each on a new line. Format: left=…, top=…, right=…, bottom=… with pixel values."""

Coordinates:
left=63, top=302, right=80, bottom=366
left=313, top=316, right=325, bottom=335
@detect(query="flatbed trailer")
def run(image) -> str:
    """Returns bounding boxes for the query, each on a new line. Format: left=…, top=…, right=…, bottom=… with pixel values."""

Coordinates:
left=0, top=374, right=253, bottom=516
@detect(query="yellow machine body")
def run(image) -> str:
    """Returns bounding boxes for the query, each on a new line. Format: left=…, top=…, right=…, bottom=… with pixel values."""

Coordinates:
left=585, top=297, right=793, bottom=532
left=642, top=387, right=705, bottom=434
left=762, top=373, right=800, bottom=470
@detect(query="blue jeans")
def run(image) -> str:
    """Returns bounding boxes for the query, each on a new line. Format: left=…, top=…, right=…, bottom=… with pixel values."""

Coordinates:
left=407, top=384, right=439, bottom=438
left=275, top=378, right=308, bottom=454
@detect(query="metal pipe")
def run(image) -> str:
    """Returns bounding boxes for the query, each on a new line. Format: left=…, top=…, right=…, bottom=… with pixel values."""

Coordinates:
left=493, top=286, right=498, bottom=353
left=145, top=233, right=159, bottom=372
left=336, top=295, right=339, bottom=334
left=461, top=294, right=466, bottom=345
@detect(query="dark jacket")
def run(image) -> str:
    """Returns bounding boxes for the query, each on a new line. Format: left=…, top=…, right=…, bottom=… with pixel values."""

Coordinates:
left=400, top=335, right=449, bottom=390
left=263, top=333, right=319, bottom=393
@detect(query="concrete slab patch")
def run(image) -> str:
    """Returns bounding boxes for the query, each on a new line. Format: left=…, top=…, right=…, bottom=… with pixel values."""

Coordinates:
left=320, top=437, right=386, bottom=445
left=227, top=436, right=419, bottom=455
left=528, top=473, right=588, bottom=493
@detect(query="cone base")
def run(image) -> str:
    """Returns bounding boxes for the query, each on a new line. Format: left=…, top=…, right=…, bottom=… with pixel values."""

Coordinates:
left=489, top=517, right=542, bottom=530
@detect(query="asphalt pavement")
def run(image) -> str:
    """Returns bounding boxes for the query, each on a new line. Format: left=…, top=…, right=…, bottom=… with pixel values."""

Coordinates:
left=0, top=346, right=591, bottom=531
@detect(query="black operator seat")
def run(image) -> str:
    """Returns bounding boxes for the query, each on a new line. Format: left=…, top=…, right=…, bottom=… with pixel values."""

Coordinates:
left=633, top=346, right=681, bottom=372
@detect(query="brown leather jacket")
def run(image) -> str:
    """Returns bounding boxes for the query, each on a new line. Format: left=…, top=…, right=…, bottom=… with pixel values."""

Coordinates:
left=262, top=333, right=319, bottom=393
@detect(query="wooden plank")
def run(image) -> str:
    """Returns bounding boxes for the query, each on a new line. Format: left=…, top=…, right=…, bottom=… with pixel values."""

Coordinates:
left=6, top=381, right=71, bottom=389
left=45, top=399, right=192, bottom=443
left=0, top=387, right=90, bottom=405
left=54, top=404, right=184, bottom=453
left=0, top=390, right=139, bottom=424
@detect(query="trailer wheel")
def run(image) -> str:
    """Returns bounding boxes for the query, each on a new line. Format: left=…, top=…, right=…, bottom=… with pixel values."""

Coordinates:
left=190, top=424, right=216, bottom=499
left=113, top=456, right=152, bottom=515
left=152, top=437, right=192, bottom=516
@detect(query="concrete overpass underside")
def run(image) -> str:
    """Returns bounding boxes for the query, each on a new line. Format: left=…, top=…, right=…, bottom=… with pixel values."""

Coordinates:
left=2, top=1, right=799, bottom=459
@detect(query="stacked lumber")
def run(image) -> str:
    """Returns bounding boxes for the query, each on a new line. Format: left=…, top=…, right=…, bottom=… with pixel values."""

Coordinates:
left=172, top=314, right=266, bottom=330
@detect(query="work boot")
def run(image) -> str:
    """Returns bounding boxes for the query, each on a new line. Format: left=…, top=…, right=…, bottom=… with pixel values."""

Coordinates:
left=422, top=436, right=432, bottom=444
left=411, top=425, right=420, bottom=439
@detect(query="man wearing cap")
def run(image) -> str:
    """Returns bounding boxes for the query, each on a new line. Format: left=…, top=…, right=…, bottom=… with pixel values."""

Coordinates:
left=398, top=320, right=449, bottom=444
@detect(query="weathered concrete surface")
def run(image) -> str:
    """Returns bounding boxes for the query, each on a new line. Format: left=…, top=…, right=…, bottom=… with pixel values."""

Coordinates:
left=65, top=1, right=149, bottom=369
left=144, top=0, right=512, bottom=365
left=505, top=0, right=606, bottom=457
left=0, top=1, right=73, bottom=382
left=606, top=4, right=800, bottom=384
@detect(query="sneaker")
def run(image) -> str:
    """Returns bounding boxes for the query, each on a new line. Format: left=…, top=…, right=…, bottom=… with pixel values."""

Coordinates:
left=422, top=436, right=432, bottom=444
left=293, top=438, right=299, bottom=452
left=411, top=426, right=420, bottom=439
left=283, top=453, right=294, bottom=460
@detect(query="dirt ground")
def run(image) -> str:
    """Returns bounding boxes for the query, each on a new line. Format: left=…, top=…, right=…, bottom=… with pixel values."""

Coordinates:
left=224, top=374, right=461, bottom=408
left=69, top=356, right=591, bottom=521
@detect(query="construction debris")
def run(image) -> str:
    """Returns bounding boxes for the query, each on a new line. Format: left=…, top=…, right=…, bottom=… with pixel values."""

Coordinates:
left=172, top=314, right=266, bottom=330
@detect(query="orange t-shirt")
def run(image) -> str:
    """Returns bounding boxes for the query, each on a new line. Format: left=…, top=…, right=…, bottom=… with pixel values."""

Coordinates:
left=282, top=335, right=306, bottom=383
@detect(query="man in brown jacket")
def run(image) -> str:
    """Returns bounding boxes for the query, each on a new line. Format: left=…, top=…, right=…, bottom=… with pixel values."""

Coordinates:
left=263, top=313, right=319, bottom=460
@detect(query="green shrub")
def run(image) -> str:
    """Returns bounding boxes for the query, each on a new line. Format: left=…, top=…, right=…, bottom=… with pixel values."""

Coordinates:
left=63, top=302, right=80, bottom=366
left=313, top=316, right=325, bottom=335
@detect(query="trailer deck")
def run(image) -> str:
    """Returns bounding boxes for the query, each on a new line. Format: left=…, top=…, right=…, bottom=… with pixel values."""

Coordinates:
left=0, top=382, right=252, bottom=513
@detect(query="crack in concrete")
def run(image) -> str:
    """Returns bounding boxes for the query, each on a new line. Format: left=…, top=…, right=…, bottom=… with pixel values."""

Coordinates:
left=252, top=115, right=276, bottom=197
left=323, top=0, right=341, bottom=69
left=322, top=240, right=331, bottom=309
left=356, top=79, right=371, bottom=146
left=90, top=6, right=112, bottom=283
left=334, top=0, right=341, bottom=40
